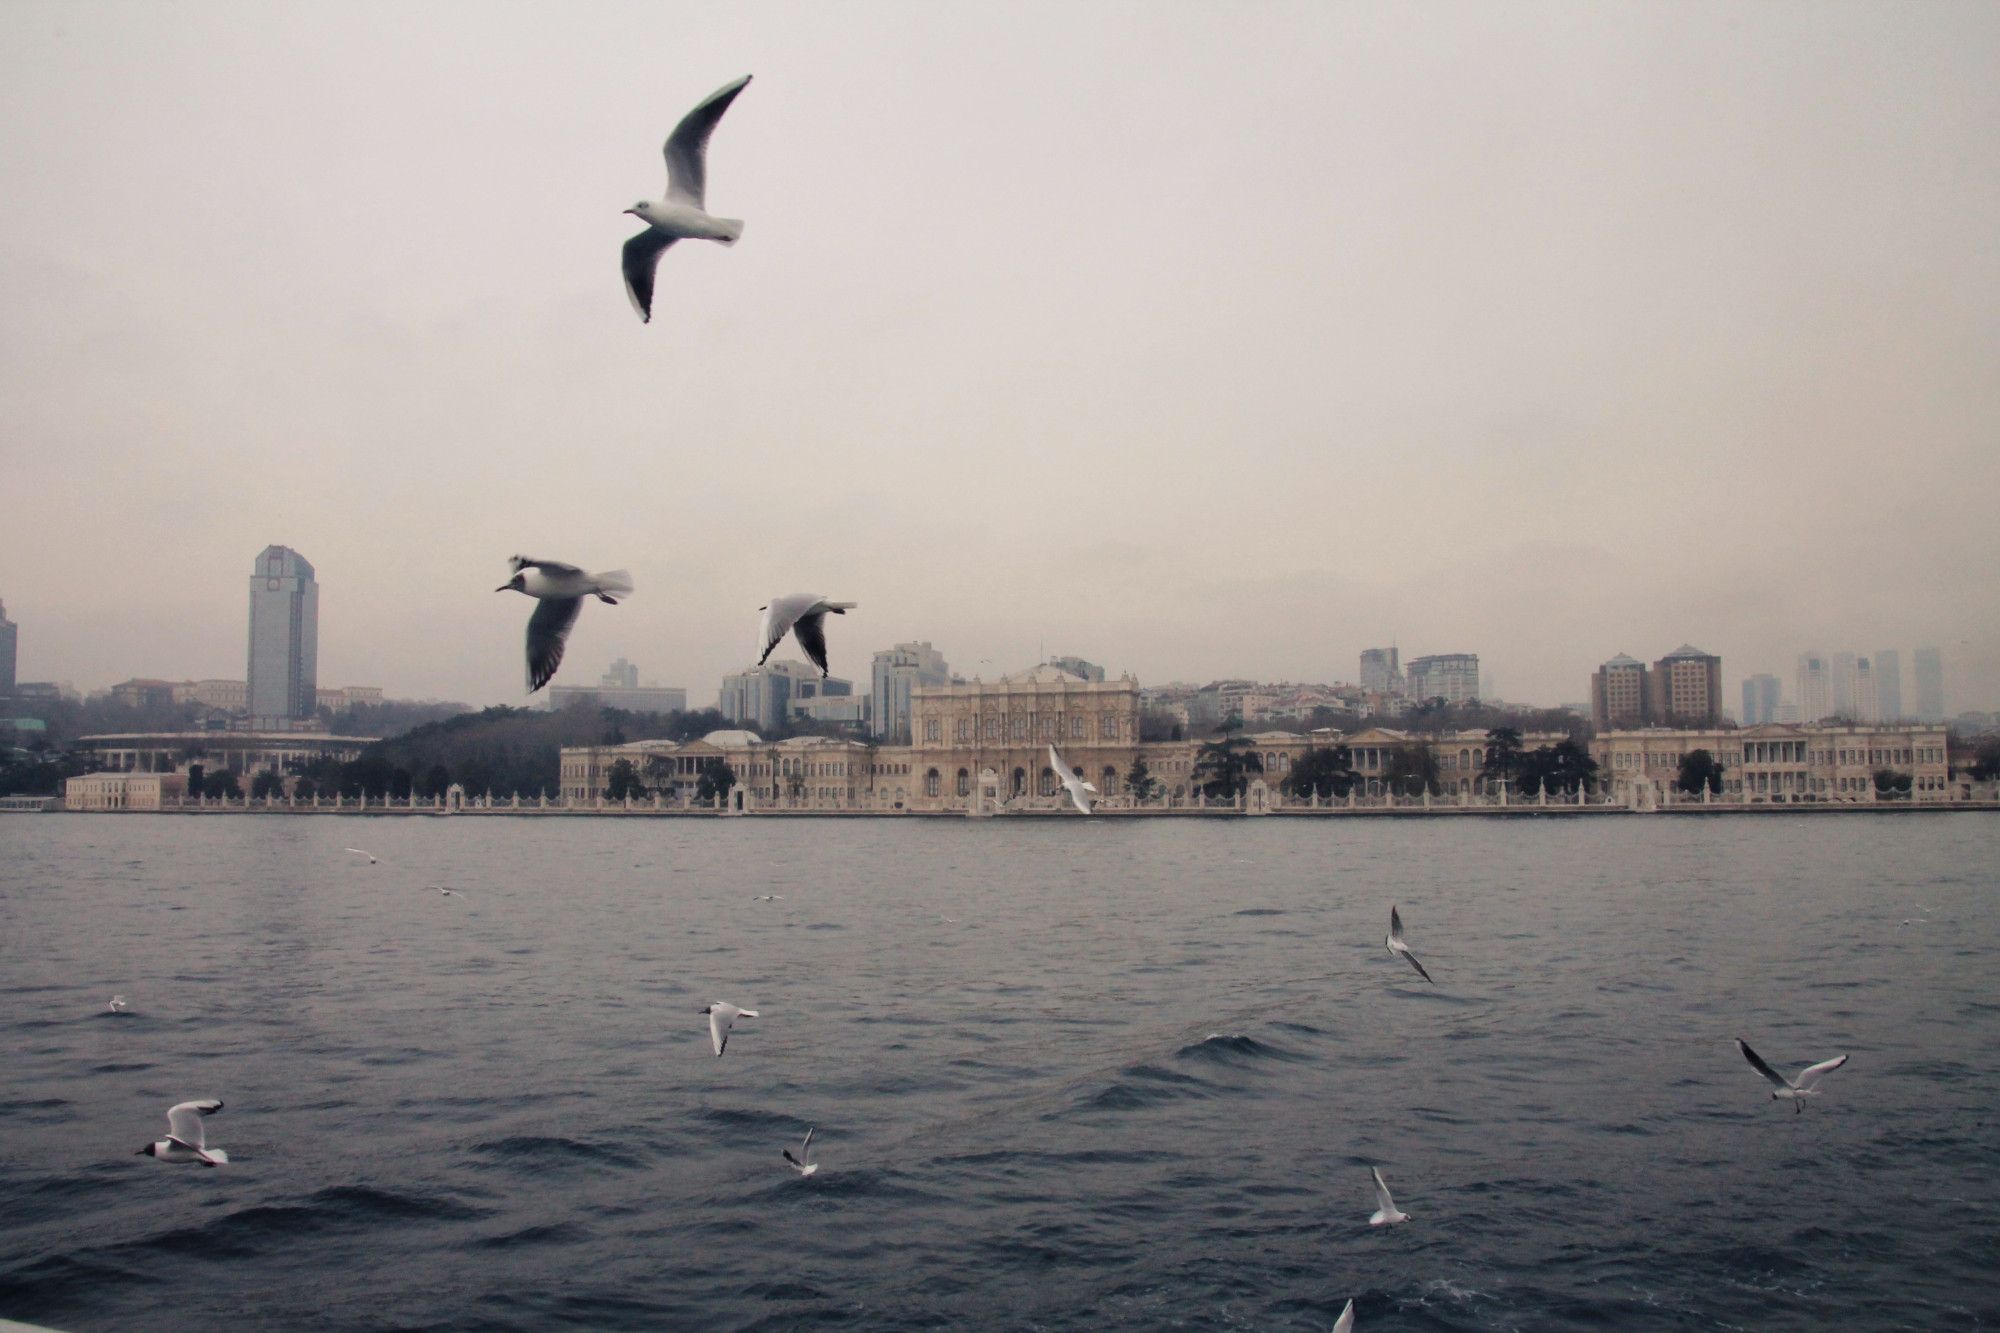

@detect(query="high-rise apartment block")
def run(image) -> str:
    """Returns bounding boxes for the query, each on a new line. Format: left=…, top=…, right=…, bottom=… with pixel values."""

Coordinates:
left=1741, top=673, right=1781, bottom=727
left=1360, top=647, right=1403, bottom=696
left=870, top=641, right=951, bottom=744
left=1648, top=645, right=1723, bottom=727
left=1797, top=651, right=1831, bottom=723
left=246, top=546, right=318, bottom=726
left=1405, top=653, right=1479, bottom=704
left=1591, top=654, right=1649, bottom=731
left=0, top=599, right=16, bottom=696
left=1873, top=650, right=1903, bottom=721
left=720, top=660, right=826, bottom=732
left=1913, top=647, right=1944, bottom=721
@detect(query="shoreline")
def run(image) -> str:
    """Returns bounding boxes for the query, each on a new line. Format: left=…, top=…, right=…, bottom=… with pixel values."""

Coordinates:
left=18, top=802, right=1999, bottom=819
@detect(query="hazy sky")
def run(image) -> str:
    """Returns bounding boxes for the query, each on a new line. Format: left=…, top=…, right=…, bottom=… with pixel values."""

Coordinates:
left=3, top=2, right=1996, bottom=711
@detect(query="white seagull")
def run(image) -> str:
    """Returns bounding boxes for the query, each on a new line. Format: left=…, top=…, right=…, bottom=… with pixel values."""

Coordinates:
left=1736, top=1038, right=1849, bottom=1113
left=702, top=1001, right=759, bottom=1057
left=496, top=556, right=633, bottom=693
left=1333, top=1298, right=1355, bottom=1333
left=782, top=1126, right=819, bottom=1177
left=108, top=995, right=129, bottom=1013
left=1384, top=905, right=1434, bottom=985
left=753, top=894, right=783, bottom=902
left=1368, top=1167, right=1409, bottom=1226
left=622, top=74, right=751, bottom=323
left=434, top=887, right=463, bottom=898
left=757, top=594, right=857, bottom=679
left=345, top=848, right=378, bottom=865
left=137, top=1099, right=227, bottom=1166
left=1048, top=744, right=1096, bottom=815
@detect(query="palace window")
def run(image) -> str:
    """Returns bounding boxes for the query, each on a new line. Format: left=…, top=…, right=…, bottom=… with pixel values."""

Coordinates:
left=956, top=718, right=970, bottom=743
left=925, top=768, right=941, bottom=798
left=1069, top=716, right=1084, bottom=739
left=925, top=718, right=941, bottom=743
left=956, top=768, right=970, bottom=797
left=1100, top=716, right=1118, bottom=739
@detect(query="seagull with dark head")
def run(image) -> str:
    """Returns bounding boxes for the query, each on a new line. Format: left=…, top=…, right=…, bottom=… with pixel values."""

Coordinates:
left=1736, top=1038, right=1848, bottom=1113
left=757, top=594, right=856, bottom=679
left=496, top=556, right=632, bottom=693
left=622, top=74, right=752, bottom=323
left=137, top=1099, right=227, bottom=1166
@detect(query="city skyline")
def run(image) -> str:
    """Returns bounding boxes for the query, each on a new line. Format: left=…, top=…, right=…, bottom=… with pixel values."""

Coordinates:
left=2, top=4, right=1996, bottom=710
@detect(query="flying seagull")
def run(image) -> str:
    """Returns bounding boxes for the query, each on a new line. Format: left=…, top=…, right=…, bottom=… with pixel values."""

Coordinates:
left=622, top=74, right=752, bottom=323
left=753, top=894, right=783, bottom=902
left=434, top=887, right=463, bottom=898
left=1736, top=1038, right=1849, bottom=1113
left=1368, top=1167, right=1409, bottom=1226
left=496, top=556, right=633, bottom=693
left=108, top=995, right=129, bottom=1013
left=1333, top=1298, right=1355, bottom=1333
left=757, top=594, right=857, bottom=679
left=137, top=1099, right=227, bottom=1166
left=345, top=848, right=378, bottom=865
left=1385, top=905, right=1434, bottom=985
left=1048, top=743, right=1096, bottom=814
left=702, top=1001, right=758, bottom=1057
left=782, top=1126, right=819, bottom=1177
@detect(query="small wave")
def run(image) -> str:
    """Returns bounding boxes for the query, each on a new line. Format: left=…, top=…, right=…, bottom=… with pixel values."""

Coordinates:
left=1231, top=908, right=1286, bottom=917
left=1175, top=1032, right=1306, bottom=1065
left=471, top=1135, right=646, bottom=1170
left=473, top=1220, right=592, bottom=1250
left=0, top=1097, right=71, bottom=1124
left=1074, top=1063, right=1214, bottom=1113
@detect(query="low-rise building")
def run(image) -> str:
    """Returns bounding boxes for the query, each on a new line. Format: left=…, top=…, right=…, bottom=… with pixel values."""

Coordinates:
left=74, top=731, right=376, bottom=778
left=1593, top=722, right=1951, bottom=804
left=64, top=772, right=188, bottom=811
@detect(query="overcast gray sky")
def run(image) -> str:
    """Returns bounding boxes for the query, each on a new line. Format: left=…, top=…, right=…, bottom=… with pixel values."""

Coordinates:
left=3, top=1, right=1995, bottom=711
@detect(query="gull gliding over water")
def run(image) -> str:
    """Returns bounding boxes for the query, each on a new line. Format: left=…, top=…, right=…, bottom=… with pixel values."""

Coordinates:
left=757, top=595, right=856, bottom=679
left=702, top=1001, right=758, bottom=1057
left=1385, top=905, right=1434, bottom=985
left=1368, top=1167, right=1409, bottom=1226
left=1047, top=744, right=1096, bottom=814
left=1332, top=1298, right=1355, bottom=1332
left=138, top=1099, right=226, bottom=1166
left=622, top=74, right=751, bottom=323
left=108, top=995, right=128, bottom=1013
left=345, top=848, right=378, bottom=865
left=496, top=556, right=633, bottom=693
left=1736, top=1038, right=1849, bottom=1113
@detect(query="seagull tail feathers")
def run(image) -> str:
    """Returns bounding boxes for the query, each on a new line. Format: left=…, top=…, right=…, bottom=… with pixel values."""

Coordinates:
left=824, top=602, right=856, bottom=613
left=594, top=570, right=635, bottom=597
left=711, top=218, right=744, bottom=246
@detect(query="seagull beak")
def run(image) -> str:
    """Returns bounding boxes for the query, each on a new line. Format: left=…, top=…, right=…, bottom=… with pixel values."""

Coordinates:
left=495, top=584, right=510, bottom=592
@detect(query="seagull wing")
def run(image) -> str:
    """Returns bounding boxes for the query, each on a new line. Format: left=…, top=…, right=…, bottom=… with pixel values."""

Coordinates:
left=710, top=1008, right=730, bottom=1057
left=791, top=611, right=832, bottom=677
left=1332, top=1299, right=1355, bottom=1333
left=620, top=230, right=675, bottom=324
left=1388, top=905, right=1406, bottom=948
left=663, top=74, right=751, bottom=208
left=1793, top=1054, right=1849, bottom=1090
left=1399, top=949, right=1434, bottom=985
left=758, top=596, right=814, bottom=665
left=1736, top=1038, right=1793, bottom=1090
left=783, top=1148, right=805, bottom=1169
left=1371, top=1167, right=1397, bottom=1215
left=801, top=1127, right=814, bottom=1157
left=167, top=1099, right=222, bottom=1150
left=525, top=596, right=585, bottom=694
left=510, top=555, right=586, bottom=578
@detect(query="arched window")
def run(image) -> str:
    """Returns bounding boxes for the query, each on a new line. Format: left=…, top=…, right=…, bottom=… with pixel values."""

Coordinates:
left=925, top=768, right=941, bottom=798
left=1011, top=767, right=1026, bottom=796
left=1039, top=767, right=1056, bottom=796
left=956, top=768, right=970, bottom=797
left=1101, top=766, right=1117, bottom=794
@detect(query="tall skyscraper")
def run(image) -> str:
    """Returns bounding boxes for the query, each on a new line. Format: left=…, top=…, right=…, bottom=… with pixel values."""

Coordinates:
left=1741, top=673, right=1781, bottom=726
left=1874, top=650, right=1903, bottom=721
left=1852, top=654, right=1879, bottom=722
left=0, top=599, right=16, bottom=696
left=1359, top=647, right=1402, bottom=695
left=718, top=660, right=822, bottom=732
left=870, top=641, right=951, bottom=744
left=1913, top=647, right=1945, bottom=722
left=1591, top=653, right=1649, bottom=731
left=1648, top=645, right=1724, bottom=726
left=1796, top=651, right=1830, bottom=722
left=246, top=546, right=318, bottom=725
left=1405, top=653, right=1480, bottom=704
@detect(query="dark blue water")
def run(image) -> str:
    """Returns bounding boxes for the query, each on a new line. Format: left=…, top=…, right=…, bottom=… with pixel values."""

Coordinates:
left=2, top=814, right=1996, bottom=1331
